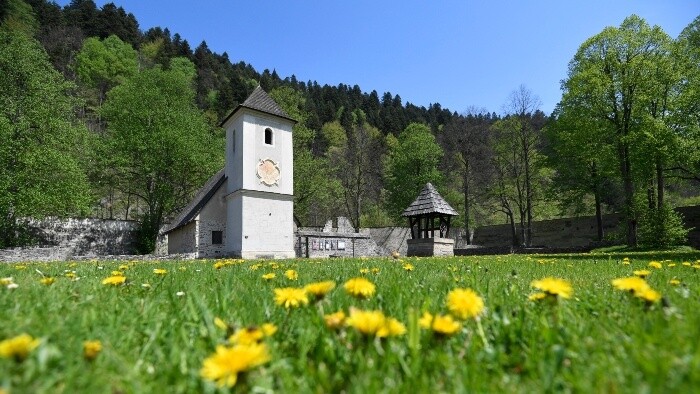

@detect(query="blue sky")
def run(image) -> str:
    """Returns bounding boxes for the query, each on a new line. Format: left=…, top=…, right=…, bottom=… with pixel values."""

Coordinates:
left=57, top=0, right=697, bottom=115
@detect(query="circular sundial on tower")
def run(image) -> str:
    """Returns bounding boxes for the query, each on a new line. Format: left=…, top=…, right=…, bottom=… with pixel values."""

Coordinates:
left=256, top=159, right=281, bottom=186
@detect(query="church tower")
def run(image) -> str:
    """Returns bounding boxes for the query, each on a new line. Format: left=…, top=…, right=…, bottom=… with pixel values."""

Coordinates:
left=220, top=87, right=296, bottom=259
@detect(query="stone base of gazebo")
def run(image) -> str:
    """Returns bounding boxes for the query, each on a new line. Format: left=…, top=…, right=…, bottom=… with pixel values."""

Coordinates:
left=406, top=237, right=454, bottom=257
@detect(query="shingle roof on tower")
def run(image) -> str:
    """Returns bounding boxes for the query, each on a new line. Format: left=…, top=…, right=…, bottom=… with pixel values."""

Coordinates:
left=219, top=86, right=297, bottom=126
left=401, top=182, right=458, bottom=217
left=162, top=168, right=226, bottom=234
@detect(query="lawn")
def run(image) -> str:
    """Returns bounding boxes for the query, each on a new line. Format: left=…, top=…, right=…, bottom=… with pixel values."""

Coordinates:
left=2, top=251, right=700, bottom=393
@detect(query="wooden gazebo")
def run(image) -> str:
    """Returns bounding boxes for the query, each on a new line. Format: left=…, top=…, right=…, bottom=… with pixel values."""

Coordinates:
left=402, top=182, right=458, bottom=257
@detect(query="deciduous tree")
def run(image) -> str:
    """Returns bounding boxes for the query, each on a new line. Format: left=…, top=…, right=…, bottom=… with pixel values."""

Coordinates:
left=101, top=59, right=222, bottom=252
left=386, top=122, right=444, bottom=220
left=0, top=29, right=92, bottom=247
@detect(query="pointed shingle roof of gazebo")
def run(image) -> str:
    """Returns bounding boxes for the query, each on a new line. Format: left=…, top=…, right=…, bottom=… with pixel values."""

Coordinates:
left=219, top=86, right=297, bottom=126
left=401, top=182, right=458, bottom=217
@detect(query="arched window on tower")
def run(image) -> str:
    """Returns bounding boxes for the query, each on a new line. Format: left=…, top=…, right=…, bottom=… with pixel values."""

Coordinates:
left=264, top=128, right=273, bottom=145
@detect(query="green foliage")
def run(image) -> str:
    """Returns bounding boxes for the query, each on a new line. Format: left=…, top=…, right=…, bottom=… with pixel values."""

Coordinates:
left=0, top=29, right=92, bottom=247
left=325, top=111, right=385, bottom=229
left=359, top=204, right=395, bottom=227
left=386, top=123, right=444, bottom=219
left=1, top=0, right=38, bottom=34
left=2, top=255, right=700, bottom=392
left=101, top=65, right=222, bottom=253
left=76, top=35, right=138, bottom=94
left=558, top=15, right=681, bottom=246
left=638, top=206, right=690, bottom=248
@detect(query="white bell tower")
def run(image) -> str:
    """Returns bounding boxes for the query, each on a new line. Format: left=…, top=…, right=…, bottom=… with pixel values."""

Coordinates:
left=220, top=86, right=296, bottom=259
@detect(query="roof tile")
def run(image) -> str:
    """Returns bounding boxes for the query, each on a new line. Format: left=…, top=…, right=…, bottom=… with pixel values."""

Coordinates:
left=401, top=183, right=458, bottom=217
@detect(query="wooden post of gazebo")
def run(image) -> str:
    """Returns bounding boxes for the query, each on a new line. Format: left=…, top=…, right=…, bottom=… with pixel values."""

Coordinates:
left=402, top=182, right=458, bottom=257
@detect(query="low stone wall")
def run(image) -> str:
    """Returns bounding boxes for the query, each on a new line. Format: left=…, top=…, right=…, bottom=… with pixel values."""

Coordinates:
left=0, top=218, right=139, bottom=262
left=407, top=238, right=454, bottom=257
left=471, top=206, right=700, bottom=249
left=295, top=230, right=382, bottom=258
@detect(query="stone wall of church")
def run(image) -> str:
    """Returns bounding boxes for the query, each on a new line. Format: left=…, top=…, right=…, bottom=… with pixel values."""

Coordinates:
left=197, top=220, right=227, bottom=258
left=167, top=221, right=197, bottom=255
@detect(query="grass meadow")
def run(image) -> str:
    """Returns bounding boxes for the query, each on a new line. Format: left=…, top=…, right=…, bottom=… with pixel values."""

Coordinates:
left=2, top=251, right=700, bottom=393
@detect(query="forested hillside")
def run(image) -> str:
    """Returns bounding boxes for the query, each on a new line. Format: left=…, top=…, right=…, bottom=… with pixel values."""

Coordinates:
left=1, top=0, right=699, bottom=252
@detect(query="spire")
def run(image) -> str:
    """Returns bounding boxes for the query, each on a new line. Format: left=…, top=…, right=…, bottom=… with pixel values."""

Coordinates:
left=240, top=86, right=294, bottom=121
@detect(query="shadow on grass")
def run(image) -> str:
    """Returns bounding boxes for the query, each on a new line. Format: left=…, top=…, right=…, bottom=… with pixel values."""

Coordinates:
left=534, top=245, right=700, bottom=261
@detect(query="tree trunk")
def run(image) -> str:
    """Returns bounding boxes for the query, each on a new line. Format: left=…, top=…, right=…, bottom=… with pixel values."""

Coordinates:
left=656, top=157, right=664, bottom=209
left=463, top=161, right=471, bottom=245
left=508, top=212, right=518, bottom=248
left=523, top=128, right=533, bottom=247
left=619, top=143, right=637, bottom=247
left=591, top=162, right=604, bottom=242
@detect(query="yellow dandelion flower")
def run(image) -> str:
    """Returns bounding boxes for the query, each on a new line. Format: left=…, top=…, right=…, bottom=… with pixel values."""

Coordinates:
left=403, top=264, right=414, bottom=271
left=528, top=292, right=547, bottom=301
left=612, top=277, right=650, bottom=293
left=285, top=270, right=298, bottom=280
left=648, top=261, right=662, bottom=269
left=668, top=263, right=676, bottom=267
left=345, top=309, right=386, bottom=336
left=324, top=311, right=346, bottom=330
left=64, top=272, right=76, bottom=279
left=633, top=270, right=651, bottom=278
left=111, top=270, right=122, bottom=276
left=669, top=279, right=681, bottom=286
left=153, top=268, right=167, bottom=275
left=0, top=333, right=40, bottom=362
left=273, top=287, right=309, bottom=309
left=262, top=273, right=276, bottom=280
left=304, top=281, right=336, bottom=299
left=343, top=277, right=376, bottom=299
left=229, top=327, right=264, bottom=345
left=249, top=263, right=262, bottom=271
left=371, top=268, right=380, bottom=274
left=213, top=262, right=225, bottom=270
left=261, top=323, right=277, bottom=337
left=377, top=317, right=406, bottom=338
left=14, top=265, right=27, bottom=270
left=635, top=287, right=662, bottom=303
left=102, top=275, right=126, bottom=286
left=200, top=343, right=271, bottom=388
left=418, top=311, right=433, bottom=329
left=269, top=263, right=280, bottom=269
left=431, top=314, right=461, bottom=336
left=531, top=277, right=573, bottom=299
left=118, top=264, right=129, bottom=270
left=446, top=288, right=485, bottom=320
left=214, top=317, right=228, bottom=331
left=360, top=268, right=370, bottom=274
left=40, top=277, right=56, bottom=286
left=83, top=340, right=102, bottom=361
left=682, top=262, right=691, bottom=267
left=693, top=264, right=700, bottom=269
left=0, top=277, right=13, bottom=286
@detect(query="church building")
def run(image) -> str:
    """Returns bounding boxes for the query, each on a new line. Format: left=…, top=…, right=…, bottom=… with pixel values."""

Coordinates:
left=163, top=87, right=297, bottom=259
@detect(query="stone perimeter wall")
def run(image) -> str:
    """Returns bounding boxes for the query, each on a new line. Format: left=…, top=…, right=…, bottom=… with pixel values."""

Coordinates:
left=3, top=206, right=699, bottom=262
left=0, top=218, right=140, bottom=262
left=469, top=205, right=700, bottom=250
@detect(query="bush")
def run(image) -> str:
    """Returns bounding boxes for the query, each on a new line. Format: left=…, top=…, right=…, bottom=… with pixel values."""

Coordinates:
left=638, top=206, right=690, bottom=248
